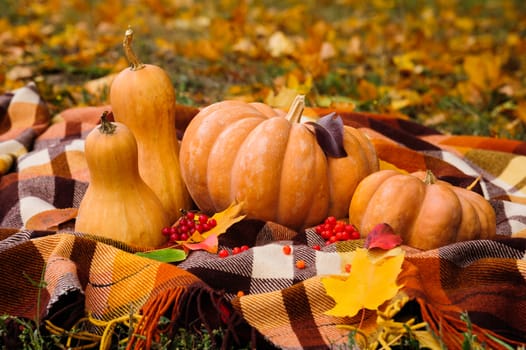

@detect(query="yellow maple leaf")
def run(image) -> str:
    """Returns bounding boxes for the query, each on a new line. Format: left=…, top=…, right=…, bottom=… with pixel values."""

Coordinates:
left=200, top=201, right=246, bottom=239
left=322, top=247, right=404, bottom=318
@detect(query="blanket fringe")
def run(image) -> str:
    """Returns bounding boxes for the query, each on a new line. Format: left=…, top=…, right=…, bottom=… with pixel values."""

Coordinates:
left=126, top=287, right=184, bottom=349
left=417, top=298, right=522, bottom=349
left=126, top=285, right=252, bottom=349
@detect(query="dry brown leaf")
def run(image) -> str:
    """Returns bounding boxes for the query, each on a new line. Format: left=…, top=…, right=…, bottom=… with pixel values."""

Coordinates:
left=26, top=208, right=78, bottom=230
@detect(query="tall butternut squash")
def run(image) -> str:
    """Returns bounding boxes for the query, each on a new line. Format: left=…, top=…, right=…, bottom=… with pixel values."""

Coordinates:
left=110, top=27, right=190, bottom=222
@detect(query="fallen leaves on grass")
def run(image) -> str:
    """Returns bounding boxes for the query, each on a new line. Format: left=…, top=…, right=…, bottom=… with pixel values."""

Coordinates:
left=2, top=1, right=526, bottom=138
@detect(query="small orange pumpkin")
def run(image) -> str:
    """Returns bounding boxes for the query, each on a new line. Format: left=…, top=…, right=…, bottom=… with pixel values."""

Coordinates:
left=349, top=169, right=497, bottom=250
left=179, top=95, right=379, bottom=230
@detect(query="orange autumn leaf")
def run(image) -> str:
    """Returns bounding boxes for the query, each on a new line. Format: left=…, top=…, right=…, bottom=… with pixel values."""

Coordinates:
left=26, top=208, right=78, bottom=230
left=322, top=247, right=404, bottom=318
left=357, top=79, right=378, bottom=102
left=515, top=101, right=526, bottom=124
left=184, top=233, right=219, bottom=253
left=463, top=53, right=503, bottom=91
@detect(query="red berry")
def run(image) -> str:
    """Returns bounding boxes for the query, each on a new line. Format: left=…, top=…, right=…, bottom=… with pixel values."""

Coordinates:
left=329, top=235, right=337, bottom=243
left=232, top=247, right=241, bottom=255
left=321, top=230, right=332, bottom=240
left=345, top=263, right=352, bottom=273
left=312, top=245, right=321, bottom=250
left=208, top=218, right=217, bottom=228
left=335, top=231, right=343, bottom=241
left=282, top=245, right=292, bottom=255
left=196, top=224, right=205, bottom=233
left=334, top=222, right=345, bottom=233
left=325, top=216, right=337, bottom=226
left=341, top=231, right=351, bottom=241
left=198, top=214, right=209, bottom=224
left=240, top=245, right=249, bottom=251
left=344, top=224, right=355, bottom=233
left=170, top=233, right=180, bottom=242
left=295, top=260, right=306, bottom=269
left=161, top=227, right=171, bottom=236
left=186, top=211, right=195, bottom=220
left=218, top=249, right=229, bottom=258
left=351, top=231, right=360, bottom=240
left=180, top=233, right=189, bottom=241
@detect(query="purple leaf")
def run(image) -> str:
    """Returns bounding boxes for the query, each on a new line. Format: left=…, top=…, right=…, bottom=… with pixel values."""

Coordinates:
left=307, top=112, right=347, bottom=158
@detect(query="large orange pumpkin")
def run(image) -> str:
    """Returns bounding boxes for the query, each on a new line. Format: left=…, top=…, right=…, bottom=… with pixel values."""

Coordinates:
left=349, top=169, right=497, bottom=250
left=179, top=95, right=379, bottom=230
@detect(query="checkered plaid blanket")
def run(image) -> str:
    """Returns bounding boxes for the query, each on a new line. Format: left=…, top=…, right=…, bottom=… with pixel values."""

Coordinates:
left=1, top=83, right=526, bottom=349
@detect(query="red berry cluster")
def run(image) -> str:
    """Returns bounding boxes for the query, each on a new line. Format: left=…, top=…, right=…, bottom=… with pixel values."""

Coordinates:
left=314, top=216, right=360, bottom=244
left=162, top=210, right=217, bottom=243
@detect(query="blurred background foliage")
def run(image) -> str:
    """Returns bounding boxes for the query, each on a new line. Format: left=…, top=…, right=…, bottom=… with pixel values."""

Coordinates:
left=1, top=0, right=526, bottom=138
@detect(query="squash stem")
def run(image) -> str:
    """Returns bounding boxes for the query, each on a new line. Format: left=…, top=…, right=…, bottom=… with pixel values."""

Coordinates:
left=285, top=95, right=305, bottom=124
left=466, top=175, right=482, bottom=191
left=123, top=26, right=145, bottom=71
left=99, top=111, right=117, bottom=135
left=423, top=170, right=437, bottom=185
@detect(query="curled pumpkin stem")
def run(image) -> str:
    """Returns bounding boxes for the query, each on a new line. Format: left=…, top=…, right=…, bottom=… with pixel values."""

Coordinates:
left=123, top=26, right=145, bottom=71
left=99, top=111, right=117, bottom=135
left=286, top=95, right=305, bottom=124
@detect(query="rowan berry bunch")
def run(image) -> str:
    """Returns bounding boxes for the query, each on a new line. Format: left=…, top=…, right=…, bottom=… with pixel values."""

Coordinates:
left=314, top=216, right=360, bottom=244
left=162, top=210, right=217, bottom=244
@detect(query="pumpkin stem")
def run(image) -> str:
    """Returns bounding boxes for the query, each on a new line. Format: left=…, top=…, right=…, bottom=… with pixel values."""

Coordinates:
left=285, top=95, right=305, bottom=124
left=466, top=175, right=482, bottom=191
left=123, top=26, right=145, bottom=71
left=423, top=170, right=437, bottom=185
left=99, top=111, right=117, bottom=135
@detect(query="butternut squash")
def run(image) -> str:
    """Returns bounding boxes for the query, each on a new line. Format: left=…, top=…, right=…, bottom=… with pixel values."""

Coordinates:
left=75, top=112, right=170, bottom=248
left=110, top=27, right=190, bottom=222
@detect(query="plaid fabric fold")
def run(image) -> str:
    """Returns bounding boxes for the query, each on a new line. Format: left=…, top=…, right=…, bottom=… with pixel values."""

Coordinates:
left=0, top=83, right=50, bottom=175
left=1, top=84, right=526, bottom=349
left=0, top=229, right=248, bottom=349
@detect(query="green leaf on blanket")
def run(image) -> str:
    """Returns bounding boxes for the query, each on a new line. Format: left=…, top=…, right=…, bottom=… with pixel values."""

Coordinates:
left=322, top=247, right=404, bottom=318
left=136, top=247, right=187, bottom=263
